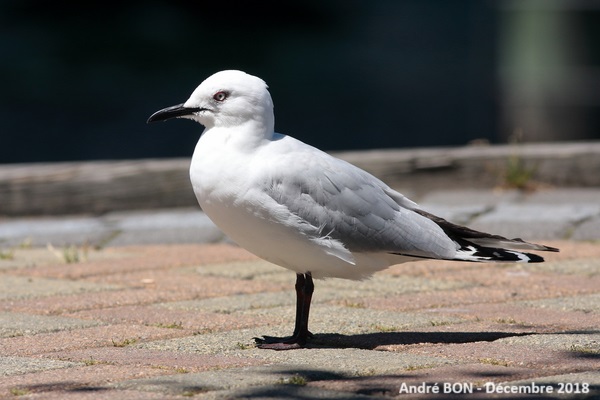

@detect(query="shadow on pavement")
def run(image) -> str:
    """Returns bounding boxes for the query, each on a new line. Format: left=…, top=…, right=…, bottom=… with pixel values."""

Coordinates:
left=309, top=331, right=534, bottom=349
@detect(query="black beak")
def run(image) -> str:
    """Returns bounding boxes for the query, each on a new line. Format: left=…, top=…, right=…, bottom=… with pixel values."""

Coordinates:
left=147, top=104, right=203, bottom=123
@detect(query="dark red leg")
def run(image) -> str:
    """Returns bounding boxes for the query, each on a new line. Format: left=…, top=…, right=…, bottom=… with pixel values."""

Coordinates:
left=255, top=273, right=314, bottom=350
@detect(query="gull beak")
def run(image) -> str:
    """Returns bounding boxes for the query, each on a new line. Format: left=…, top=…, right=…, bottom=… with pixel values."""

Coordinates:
left=147, top=103, right=202, bottom=123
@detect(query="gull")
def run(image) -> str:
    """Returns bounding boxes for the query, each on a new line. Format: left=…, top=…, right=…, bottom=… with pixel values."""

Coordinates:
left=148, top=70, right=558, bottom=350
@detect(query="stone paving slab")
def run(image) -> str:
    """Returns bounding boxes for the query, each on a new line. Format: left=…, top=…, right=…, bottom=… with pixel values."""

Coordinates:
left=469, top=204, right=600, bottom=240
left=0, top=275, right=118, bottom=301
left=572, top=216, right=600, bottom=241
left=102, top=209, right=225, bottom=246
left=0, top=357, right=78, bottom=377
left=0, top=324, right=189, bottom=357
left=0, top=216, right=111, bottom=248
left=0, top=312, right=100, bottom=338
left=0, top=209, right=223, bottom=248
left=0, top=364, right=174, bottom=398
left=0, top=241, right=599, bottom=398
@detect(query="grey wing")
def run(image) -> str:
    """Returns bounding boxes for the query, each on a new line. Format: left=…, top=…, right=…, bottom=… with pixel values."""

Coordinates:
left=262, top=154, right=458, bottom=259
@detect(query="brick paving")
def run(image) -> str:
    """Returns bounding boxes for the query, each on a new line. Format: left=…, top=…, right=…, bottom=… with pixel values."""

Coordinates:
left=0, top=240, right=599, bottom=399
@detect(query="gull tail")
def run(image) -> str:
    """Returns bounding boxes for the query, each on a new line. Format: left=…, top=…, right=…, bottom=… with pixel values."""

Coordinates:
left=414, top=209, right=559, bottom=263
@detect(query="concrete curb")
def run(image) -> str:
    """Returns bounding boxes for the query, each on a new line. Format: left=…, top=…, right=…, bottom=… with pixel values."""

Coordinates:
left=1, top=141, right=599, bottom=216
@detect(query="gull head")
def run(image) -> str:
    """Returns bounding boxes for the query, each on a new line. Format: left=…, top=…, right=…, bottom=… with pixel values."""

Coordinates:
left=147, top=70, right=274, bottom=131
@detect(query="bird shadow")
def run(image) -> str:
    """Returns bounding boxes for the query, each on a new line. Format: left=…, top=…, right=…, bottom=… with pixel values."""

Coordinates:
left=306, top=330, right=533, bottom=350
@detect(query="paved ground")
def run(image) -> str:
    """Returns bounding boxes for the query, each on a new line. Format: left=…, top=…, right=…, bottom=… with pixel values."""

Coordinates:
left=0, top=188, right=599, bottom=399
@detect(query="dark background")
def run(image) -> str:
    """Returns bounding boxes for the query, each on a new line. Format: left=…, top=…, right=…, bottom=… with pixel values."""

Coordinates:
left=1, top=0, right=599, bottom=164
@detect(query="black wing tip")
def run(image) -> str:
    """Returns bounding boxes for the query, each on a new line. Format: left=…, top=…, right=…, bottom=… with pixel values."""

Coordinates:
left=540, top=245, right=559, bottom=253
left=524, top=253, right=545, bottom=263
left=453, top=242, right=549, bottom=263
left=414, top=209, right=560, bottom=254
left=511, top=238, right=560, bottom=253
left=482, top=248, right=546, bottom=263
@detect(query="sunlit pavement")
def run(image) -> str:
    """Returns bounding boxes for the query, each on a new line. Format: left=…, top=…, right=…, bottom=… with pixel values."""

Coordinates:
left=1, top=188, right=599, bottom=398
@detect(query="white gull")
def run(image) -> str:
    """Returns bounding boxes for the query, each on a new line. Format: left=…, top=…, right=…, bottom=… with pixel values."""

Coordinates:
left=148, top=70, right=558, bottom=350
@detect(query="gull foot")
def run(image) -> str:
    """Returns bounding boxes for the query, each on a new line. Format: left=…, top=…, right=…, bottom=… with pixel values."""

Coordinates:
left=254, top=331, right=314, bottom=350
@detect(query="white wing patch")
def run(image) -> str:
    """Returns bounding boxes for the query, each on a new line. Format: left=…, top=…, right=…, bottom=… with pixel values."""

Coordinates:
left=310, top=236, right=356, bottom=265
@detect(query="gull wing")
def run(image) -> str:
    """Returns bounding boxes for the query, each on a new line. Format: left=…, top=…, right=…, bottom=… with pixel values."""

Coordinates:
left=258, top=140, right=458, bottom=261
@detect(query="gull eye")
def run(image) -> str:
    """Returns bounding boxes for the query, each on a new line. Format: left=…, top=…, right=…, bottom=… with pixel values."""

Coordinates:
left=213, top=91, right=229, bottom=102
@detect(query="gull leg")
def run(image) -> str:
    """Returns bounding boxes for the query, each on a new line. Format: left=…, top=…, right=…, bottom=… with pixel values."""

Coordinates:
left=295, top=273, right=314, bottom=340
left=256, top=273, right=314, bottom=350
